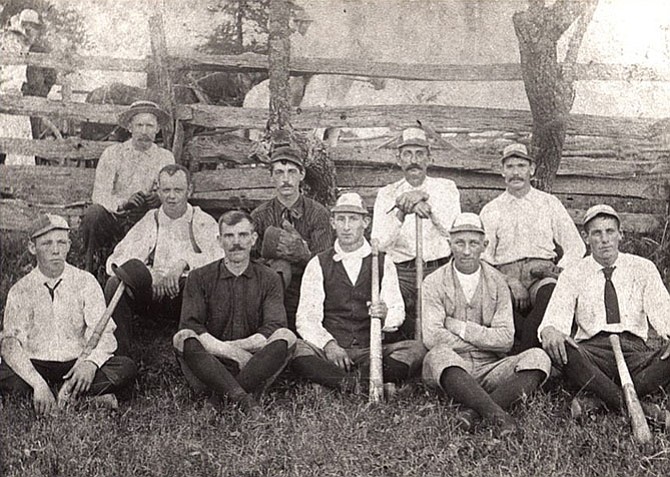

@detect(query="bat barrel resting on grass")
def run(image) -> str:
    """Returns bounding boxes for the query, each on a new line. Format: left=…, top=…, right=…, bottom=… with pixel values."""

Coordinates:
left=368, top=239, right=384, bottom=403
left=609, top=334, right=653, bottom=445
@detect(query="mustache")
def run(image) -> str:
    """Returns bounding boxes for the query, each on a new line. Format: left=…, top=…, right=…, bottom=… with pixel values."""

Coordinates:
left=229, top=245, right=245, bottom=251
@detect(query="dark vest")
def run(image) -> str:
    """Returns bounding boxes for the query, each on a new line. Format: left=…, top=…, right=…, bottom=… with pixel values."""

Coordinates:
left=318, top=248, right=384, bottom=348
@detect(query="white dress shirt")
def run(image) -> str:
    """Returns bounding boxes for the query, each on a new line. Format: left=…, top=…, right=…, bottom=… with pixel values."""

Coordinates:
left=2, top=264, right=116, bottom=367
left=480, top=187, right=585, bottom=268
left=296, top=239, right=405, bottom=349
left=538, top=253, right=670, bottom=342
left=106, top=204, right=224, bottom=276
left=92, top=140, right=175, bottom=213
left=371, top=176, right=461, bottom=263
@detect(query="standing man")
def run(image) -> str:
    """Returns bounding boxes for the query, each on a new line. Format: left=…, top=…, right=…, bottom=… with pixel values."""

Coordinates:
left=80, top=100, right=175, bottom=273
left=173, top=210, right=296, bottom=413
left=1, top=214, right=136, bottom=415
left=539, top=205, right=670, bottom=426
left=0, top=9, right=43, bottom=165
left=251, top=146, right=333, bottom=331
left=422, top=213, right=551, bottom=435
left=371, top=127, right=460, bottom=339
left=293, top=193, right=425, bottom=392
left=105, top=164, right=223, bottom=355
left=480, top=143, right=585, bottom=352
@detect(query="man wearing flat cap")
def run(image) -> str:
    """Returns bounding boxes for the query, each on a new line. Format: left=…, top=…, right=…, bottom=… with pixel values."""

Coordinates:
left=422, top=213, right=551, bottom=436
left=0, top=214, right=137, bottom=415
left=480, top=143, right=585, bottom=353
left=292, top=193, right=425, bottom=392
left=539, top=205, right=670, bottom=427
left=80, top=100, right=175, bottom=273
left=0, top=8, right=43, bottom=166
left=251, top=146, right=333, bottom=331
left=371, top=127, right=461, bottom=340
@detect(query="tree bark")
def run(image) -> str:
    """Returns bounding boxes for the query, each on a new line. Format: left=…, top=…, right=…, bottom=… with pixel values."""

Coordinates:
left=513, top=0, right=598, bottom=191
left=267, top=0, right=291, bottom=134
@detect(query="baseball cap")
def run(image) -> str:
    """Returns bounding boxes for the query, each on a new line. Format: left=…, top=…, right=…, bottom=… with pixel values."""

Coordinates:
left=449, top=213, right=485, bottom=235
left=19, top=9, right=42, bottom=26
left=270, top=146, right=304, bottom=169
left=582, top=204, right=620, bottom=227
left=331, top=192, right=368, bottom=215
left=29, top=213, right=70, bottom=240
left=501, top=143, right=534, bottom=164
left=399, top=128, right=430, bottom=149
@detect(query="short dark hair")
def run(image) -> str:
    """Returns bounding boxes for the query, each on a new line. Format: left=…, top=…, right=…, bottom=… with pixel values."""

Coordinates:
left=218, top=210, right=255, bottom=231
left=159, top=164, right=192, bottom=186
left=583, top=214, right=621, bottom=233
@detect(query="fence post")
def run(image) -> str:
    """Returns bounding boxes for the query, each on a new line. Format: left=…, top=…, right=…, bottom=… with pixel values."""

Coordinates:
left=148, top=13, right=180, bottom=160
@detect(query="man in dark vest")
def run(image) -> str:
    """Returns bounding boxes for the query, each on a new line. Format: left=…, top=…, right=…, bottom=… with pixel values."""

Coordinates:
left=291, top=193, right=425, bottom=392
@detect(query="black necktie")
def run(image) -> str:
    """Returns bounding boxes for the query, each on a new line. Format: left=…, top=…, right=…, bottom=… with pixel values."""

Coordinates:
left=602, top=267, right=621, bottom=324
left=44, top=279, right=62, bottom=301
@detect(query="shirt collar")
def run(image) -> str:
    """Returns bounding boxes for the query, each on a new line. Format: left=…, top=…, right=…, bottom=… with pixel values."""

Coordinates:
left=333, top=239, right=371, bottom=262
left=122, top=139, right=157, bottom=155
left=218, top=259, right=254, bottom=279
left=273, top=195, right=305, bottom=221
left=33, top=262, right=72, bottom=286
left=501, top=187, right=537, bottom=203
left=157, top=203, right=193, bottom=224
left=585, top=253, right=624, bottom=274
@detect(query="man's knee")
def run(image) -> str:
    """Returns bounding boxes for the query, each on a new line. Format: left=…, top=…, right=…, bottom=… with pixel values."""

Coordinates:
left=422, top=344, right=463, bottom=387
left=267, top=328, right=297, bottom=350
left=99, top=356, right=138, bottom=388
left=515, top=347, right=552, bottom=377
left=81, top=204, right=112, bottom=232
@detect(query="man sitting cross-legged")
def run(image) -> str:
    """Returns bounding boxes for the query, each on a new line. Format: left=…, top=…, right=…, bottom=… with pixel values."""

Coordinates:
left=0, top=214, right=136, bottom=415
left=539, top=205, right=670, bottom=427
left=292, top=193, right=426, bottom=393
left=422, top=213, right=551, bottom=436
left=173, top=210, right=296, bottom=413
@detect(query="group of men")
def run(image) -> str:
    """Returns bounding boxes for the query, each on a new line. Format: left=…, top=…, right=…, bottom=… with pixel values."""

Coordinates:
left=2, top=100, right=669, bottom=437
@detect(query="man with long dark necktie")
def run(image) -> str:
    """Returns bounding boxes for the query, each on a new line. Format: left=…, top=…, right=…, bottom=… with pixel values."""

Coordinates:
left=538, top=205, right=670, bottom=428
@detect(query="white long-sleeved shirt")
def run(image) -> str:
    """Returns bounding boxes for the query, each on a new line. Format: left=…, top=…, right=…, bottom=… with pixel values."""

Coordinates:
left=538, top=253, right=670, bottom=342
left=296, top=239, right=405, bottom=349
left=371, top=176, right=461, bottom=263
left=2, top=264, right=116, bottom=367
left=92, top=140, right=175, bottom=213
left=480, top=187, right=585, bottom=268
left=106, top=204, right=224, bottom=276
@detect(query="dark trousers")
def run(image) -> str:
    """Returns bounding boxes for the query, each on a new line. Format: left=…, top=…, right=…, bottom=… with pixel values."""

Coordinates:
left=0, top=356, right=137, bottom=396
left=564, top=332, right=670, bottom=409
left=80, top=204, right=148, bottom=274
left=104, top=275, right=185, bottom=357
left=513, top=283, right=555, bottom=354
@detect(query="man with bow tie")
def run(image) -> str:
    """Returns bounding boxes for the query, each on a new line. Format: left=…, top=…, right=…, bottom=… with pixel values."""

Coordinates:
left=292, top=193, right=425, bottom=392
left=539, top=205, right=670, bottom=427
left=251, top=146, right=333, bottom=331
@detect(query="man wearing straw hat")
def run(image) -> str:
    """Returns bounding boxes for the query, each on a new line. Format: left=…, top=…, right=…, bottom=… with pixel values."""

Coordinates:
left=422, top=213, right=551, bottom=436
left=292, top=193, right=425, bottom=392
left=0, top=213, right=137, bottom=415
left=371, top=127, right=461, bottom=340
left=80, top=100, right=175, bottom=273
left=480, top=143, right=585, bottom=353
left=0, top=8, right=43, bottom=166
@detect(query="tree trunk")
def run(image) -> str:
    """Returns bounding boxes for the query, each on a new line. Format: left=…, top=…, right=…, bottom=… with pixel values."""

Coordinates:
left=267, top=0, right=291, bottom=134
left=513, top=0, right=597, bottom=192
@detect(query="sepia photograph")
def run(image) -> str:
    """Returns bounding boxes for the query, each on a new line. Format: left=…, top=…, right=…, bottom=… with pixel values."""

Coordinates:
left=1, top=0, right=669, bottom=475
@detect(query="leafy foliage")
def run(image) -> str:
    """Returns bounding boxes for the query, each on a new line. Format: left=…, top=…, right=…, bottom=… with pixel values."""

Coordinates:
left=199, top=0, right=270, bottom=55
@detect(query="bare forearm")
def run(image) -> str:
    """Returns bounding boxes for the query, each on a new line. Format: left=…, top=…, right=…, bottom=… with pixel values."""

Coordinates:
left=197, top=333, right=256, bottom=360
left=227, top=333, right=267, bottom=353
left=1, top=339, right=47, bottom=390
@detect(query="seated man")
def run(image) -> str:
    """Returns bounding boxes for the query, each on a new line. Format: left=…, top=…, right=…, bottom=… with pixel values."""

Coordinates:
left=0, top=214, right=136, bottom=414
left=105, top=164, right=223, bottom=355
left=292, top=193, right=426, bottom=392
left=173, top=210, right=296, bottom=413
left=422, top=213, right=551, bottom=435
left=539, top=205, right=670, bottom=426
left=80, top=100, right=174, bottom=273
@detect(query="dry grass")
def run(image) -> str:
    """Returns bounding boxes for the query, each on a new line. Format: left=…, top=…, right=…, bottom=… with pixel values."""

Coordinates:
left=1, top=231, right=670, bottom=477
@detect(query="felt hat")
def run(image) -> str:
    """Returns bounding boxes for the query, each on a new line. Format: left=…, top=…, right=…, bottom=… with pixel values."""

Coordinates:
left=118, top=100, right=170, bottom=130
left=29, top=213, right=69, bottom=240
left=582, top=204, right=620, bottom=227
left=501, top=143, right=534, bottom=164
left=111, top=259, right=153, bottom=299
left=398, top=127, right=430, bottom=149
left=331, top=192, right=368, bottom=215
left=449, top=213, right=485, bottom=235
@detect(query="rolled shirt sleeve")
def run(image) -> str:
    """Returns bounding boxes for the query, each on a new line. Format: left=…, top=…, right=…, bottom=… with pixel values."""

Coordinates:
left=178, top=271, right=210, bottom=335
left=642, top=260, right=670, bottom=340
left=550, top=196, right=586, bottom=269
left=91, top=147, right=126, bottom=213
left=1, top=285, right=30, bottom=347
left=105, top=211, right=156, bottom=275
left=379, top=256, right=405, bottom=330
left=371, top=185, right=403, bottom=255
left=185, top=210, right=225, bottom=271
left=296, top=256, right=336, bottom=349
left=257, top=271, right=287, bottom=338
left=537, top=270, right=578, bottom=340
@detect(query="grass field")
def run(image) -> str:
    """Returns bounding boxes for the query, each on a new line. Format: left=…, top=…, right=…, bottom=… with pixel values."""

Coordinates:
left=1, top=230, right=669, bottom=477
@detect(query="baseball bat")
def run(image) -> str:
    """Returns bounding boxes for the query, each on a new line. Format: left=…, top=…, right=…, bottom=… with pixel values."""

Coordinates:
left=609, top=334, right=653, bottom=445
left=369, top=239, right=384, bottom=403
left=415, top=217, right=424, bottom=342
left=57, top=280, right=126, bottom=406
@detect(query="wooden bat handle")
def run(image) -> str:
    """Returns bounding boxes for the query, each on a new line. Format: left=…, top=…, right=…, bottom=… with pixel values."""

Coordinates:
left=415, top=217, right=423, bottom=342
left=369, top=239, right=384, bottom=403
left=609, top=334, right=653, bottom=445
